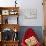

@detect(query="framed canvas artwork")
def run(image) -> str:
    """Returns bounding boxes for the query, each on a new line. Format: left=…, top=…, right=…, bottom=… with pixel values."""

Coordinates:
left=24, top=9, right=37, bottom=19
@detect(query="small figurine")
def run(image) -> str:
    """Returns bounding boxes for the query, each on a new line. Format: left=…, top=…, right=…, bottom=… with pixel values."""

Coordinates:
left=5, top=18, right=8, bottom=24
left=15, top=0, right=17, bottom=7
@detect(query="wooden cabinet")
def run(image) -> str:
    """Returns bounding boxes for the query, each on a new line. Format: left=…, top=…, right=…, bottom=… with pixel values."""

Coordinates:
left=0, top=7, right=20, bottom=46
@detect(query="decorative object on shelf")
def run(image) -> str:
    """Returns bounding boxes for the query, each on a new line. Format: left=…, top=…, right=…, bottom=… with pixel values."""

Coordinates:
left=14, top=28, right=17, bottom=32
left=1, top=28, right=19, bottom=41
left=5, top=18, right=8, bottom=24
left=13, top=28, right=18, bottom=41
left=8, top=16, right=18, bottom=24
left=2, top=28, right=13, bottom=41
left=9, top=10, right=18, bottom=15
left=13, top=32, right=18, bottom=41
left=2, top=10, right=9, bottom=15
left=15, top=0, right=17, bottom=7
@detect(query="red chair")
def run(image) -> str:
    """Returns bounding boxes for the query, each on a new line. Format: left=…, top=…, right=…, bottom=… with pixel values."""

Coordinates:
left=21, top=28, right=41, bottom=46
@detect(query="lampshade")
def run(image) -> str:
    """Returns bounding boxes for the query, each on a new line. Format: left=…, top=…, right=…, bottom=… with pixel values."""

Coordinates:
left=14, top=28, right=17, bottom=32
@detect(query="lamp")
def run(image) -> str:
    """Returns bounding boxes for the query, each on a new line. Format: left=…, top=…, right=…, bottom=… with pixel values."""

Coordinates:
left=14, top=28, right=17, bottom=32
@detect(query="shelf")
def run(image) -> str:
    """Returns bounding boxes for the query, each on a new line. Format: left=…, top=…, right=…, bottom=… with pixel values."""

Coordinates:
left=0, top=7, right=19, bottom=15
left=2, top=40, right=19, bottom=43
left=1, top=14, right=19, bottom=16
left=0, top=7, right=19, bottom=10
left=0, top=24, right=20, bottom=32
left=0, top=7, right=20, bottom=46
left=1, top=15, right=18, bottom=24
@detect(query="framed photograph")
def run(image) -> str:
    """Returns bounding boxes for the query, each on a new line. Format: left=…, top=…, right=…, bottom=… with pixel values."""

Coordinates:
left=2, top=10, right=9, bottom=15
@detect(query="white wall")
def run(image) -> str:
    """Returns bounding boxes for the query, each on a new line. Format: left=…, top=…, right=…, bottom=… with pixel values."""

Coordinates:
left=0, top=0, right=15, bottom=7
left=0, top=0, right=44, bottom=26
left=18, top=0, right=44, bottom=26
